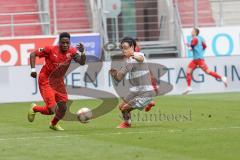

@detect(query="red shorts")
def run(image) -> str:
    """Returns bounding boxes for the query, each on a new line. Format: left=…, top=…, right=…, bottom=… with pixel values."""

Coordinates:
left=188, top=59, right=208, bottom=71
left=38, top=74, right=68, bottom=108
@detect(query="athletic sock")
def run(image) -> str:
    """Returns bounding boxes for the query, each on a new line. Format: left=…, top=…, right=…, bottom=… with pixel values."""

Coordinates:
left=186, top=73, right=192, bottom=87
left=51, top=117, right=59, bottom=126
left=209, top=71, right=221, bottom=80
left=51, top=103, right=67, bottom=126
left=33, top=106, right=52, bottom=115
left=122, top=111, right=131, bottom=124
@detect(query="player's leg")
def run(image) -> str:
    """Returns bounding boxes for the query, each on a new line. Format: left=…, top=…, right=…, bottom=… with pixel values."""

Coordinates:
left=144, top=72, right=157, bottom=112
left=199, top=60, right=228, bottom=87
left=28, top=82, right=54, bottom=122
left=50, top=101, right=67, bottom=130
left=150, top=72, right=159, bottom=95
left=117, top=93, right=136, bottom=128
left=117, top=101, right=133, bottom=128
left=117, top=92, right=153, bottom=128
left=138, top=92, right=155, bottom=112
left=183, top=60, right=196, bottom=95
left=144, top=100, right=155, bottom=112
left=186, top=62, right=195, bottom=87
left=32, top=93, right=55, bottom=115
left=49, top=101, right=66, bottom=131
left=28, top=95, right=55, bottom=122
left=49, top=86, right=68, bottom=131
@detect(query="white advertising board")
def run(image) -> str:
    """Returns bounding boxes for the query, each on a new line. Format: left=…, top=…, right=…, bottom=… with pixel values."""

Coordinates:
left=182, top=26, right=240, bottom=57
left=0, top=56, right=239, bottom=103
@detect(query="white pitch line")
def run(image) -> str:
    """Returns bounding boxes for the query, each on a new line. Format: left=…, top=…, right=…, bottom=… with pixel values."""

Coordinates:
left=194, top=126, right=240, bottom=131
left=0, top=126, right=239, bottom=141
left=0, top=135, right=70, bottom=141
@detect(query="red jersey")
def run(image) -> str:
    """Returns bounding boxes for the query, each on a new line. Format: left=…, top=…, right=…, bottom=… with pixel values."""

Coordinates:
left=36, top=46, right=77, bottom=79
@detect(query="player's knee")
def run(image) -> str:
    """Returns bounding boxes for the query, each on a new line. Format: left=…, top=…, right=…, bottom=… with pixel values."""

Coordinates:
left=120, top=108, right=128, bottom=112
left=121, top=104, right=131, bottom=112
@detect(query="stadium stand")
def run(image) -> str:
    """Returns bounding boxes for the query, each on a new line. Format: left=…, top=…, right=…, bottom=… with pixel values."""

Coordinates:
left=0, top=0, right=92, bottom=37
left=4, top=0, right=238, bottom=59
left=176, top=0, right=215, bottom=27
left=210, top=0, right=240, bottom=26
left=49, top=0, right=92, bottom=34
left=0, top=0, right=42, bottom=37
left=105, top=0, right=179, bottom=59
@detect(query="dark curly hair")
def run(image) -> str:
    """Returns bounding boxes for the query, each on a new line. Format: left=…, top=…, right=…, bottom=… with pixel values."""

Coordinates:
left=120, top=37, right=136, bottom=50
left=59, top=32, right=71, bottom=40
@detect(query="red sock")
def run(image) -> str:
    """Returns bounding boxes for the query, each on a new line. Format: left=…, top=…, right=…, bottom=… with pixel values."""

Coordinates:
left=50, top=103, right=67, bottom=126
left=209, top=71, right=221, bottom=80
left=51, top=117, right=59, bottom=126
left=186, top=73, right=192, bottom=87
left=33, top=106, right=52, bottom=115
left=145, top=101, right=155, bottom=112
left=151, top=77, right=159, bottom=95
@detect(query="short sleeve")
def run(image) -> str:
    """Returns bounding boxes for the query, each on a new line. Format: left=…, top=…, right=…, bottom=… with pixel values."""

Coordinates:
left=35, top=46, right=52, bottom=58
left=202, top=41, right=207, bottom=50
left=191, top=37, right=198, bottom=46
left=70, top=47, right=78, bottom=58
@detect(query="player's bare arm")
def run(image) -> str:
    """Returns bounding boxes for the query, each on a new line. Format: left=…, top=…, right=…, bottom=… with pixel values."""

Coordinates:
left=132, top=53, right=144, bottom=62
left=30, top=51, right=37, bottom=78
left=109, top=68, right=124, bottom=81
left=73, top=43, right=86, bottom=65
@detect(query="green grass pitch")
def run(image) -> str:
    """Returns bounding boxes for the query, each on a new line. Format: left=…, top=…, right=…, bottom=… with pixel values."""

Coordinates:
left=0, top=92, right=239, bottom=160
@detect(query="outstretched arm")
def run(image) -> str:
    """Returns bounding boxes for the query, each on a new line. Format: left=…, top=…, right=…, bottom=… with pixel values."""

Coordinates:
left=109, top=63, right=133, bottom=82
left=109, top=68, right=125, bottom=81
left=73, top=43, right=86, bottom=65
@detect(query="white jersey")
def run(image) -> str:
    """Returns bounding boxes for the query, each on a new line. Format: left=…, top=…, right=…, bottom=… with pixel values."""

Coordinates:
left=120, top=52, right=153, bottom=93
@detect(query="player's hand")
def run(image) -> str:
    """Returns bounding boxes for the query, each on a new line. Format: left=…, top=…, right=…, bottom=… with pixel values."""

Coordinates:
left=77, top=43, right=84, bottom=52
left=31, top=72, right=37, bottom=78
left=188, top=46, right=192, bottom=51
left=109, top=68, right=117, bottom=77
left=185, top=43, right=192, bottom=51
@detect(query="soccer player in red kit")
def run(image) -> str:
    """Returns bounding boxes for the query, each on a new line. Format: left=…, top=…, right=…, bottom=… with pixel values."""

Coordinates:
left=183, top=28, right=227, bottom=95
left=28, top=32, right=86, bottom=131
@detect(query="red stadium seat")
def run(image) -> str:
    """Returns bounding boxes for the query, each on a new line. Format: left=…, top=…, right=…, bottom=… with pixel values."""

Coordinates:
left=49, top=0, right=91, bottom=34
left=0, top=0, right=42, bottom=37
left=0, top=0, right=91, bottom=37
left=176, top=0, right=215, bottom=27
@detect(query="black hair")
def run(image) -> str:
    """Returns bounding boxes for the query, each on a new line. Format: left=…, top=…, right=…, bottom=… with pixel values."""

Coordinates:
left=120, top=37, right=136, bottom=50
left=194, top=27, right=200, bottom=36
left=59, top=32, right=71, bottom=40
